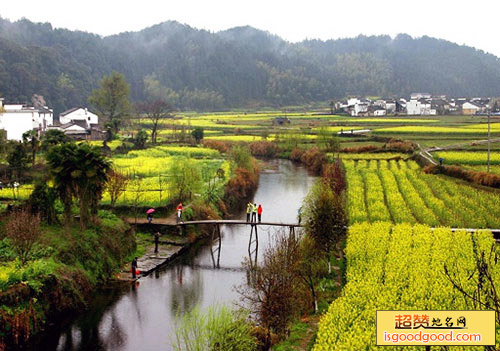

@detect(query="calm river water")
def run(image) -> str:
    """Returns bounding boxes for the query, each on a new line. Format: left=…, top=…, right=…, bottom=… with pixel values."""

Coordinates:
left=35, top=159, right=315, bottom=351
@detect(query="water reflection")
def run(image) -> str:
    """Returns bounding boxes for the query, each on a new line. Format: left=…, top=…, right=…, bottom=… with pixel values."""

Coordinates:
left=32, top=159, right=315, bottom=351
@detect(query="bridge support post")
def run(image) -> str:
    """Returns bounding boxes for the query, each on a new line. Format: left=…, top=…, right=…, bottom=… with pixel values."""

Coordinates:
left=248, top=224, right=259, bottom=269
left=210, top=224, right=222, bottom=269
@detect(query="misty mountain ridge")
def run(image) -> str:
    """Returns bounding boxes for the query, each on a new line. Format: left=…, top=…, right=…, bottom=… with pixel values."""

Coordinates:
left=0, top=17, right=499, bottom=114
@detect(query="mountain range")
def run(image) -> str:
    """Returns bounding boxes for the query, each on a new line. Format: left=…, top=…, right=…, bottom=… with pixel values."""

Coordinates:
left=1, top=17, right=500, bottom=114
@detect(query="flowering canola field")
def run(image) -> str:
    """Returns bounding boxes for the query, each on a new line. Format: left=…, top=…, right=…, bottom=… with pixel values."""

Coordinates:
left=344, top=159, right=500, bottom=228
left=313, top=222, right=499, bottom=350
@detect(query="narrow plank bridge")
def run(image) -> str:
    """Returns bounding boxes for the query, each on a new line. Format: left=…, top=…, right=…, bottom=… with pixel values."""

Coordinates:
left=126, top=218, right=303, bottom=269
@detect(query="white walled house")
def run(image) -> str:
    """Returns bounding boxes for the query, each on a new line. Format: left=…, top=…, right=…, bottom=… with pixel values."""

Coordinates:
left=0, top=98, right=53, bottom=140
left=59, top=107, right=98, bottom=128
left=50, top=107, right=105, bottom=141
left=461, top=102, right=481, bottom=115
left=406, top=99, right=435, bottom=115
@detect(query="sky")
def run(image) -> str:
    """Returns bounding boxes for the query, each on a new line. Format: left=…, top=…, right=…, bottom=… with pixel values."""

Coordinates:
left=2, top=0, right=500, bottom=57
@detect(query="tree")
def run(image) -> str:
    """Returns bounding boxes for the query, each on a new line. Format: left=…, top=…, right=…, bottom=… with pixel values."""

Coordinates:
left=132, top=129, right=148, bottom=149
left=129, top=175, right=145, bottom=225
left=168, top=157, right=202, bottom=202
left=136, top=100, right=174, bottom=144
left=7, top=142, right=30, bottom=181
left=237, top=232, right=302, bottom=349
left=295, top=235, right=327, bottom=313
left=191, top=127, right=204, bottom=144
left=41, top=129, right=70, bottom=151
left=29, top=182, right=58, bottom=224
left=89, top=71, right=131, bottom=136
left=46, top=143, right=111, bottom=229
left=329, top=100, right=335, bottom=114
left=31, top=94, right=46, bottom=108
left=444, top=235, right=499, bottom=351
left=302, top=180, right=347, bottom=275
left=317, top=127, right=340, bottom=154
left=22, top=130, right=39, bottom=166
left=5, top=208, right=41, bottom=264
left=105, top=170, right=129, bottom=207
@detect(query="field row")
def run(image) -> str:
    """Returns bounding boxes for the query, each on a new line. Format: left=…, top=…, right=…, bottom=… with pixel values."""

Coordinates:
left=433, top=151, right=500, bottom=165
left=313, top=222, right=499, bottom=350
left=345, top=159, right=500, bottom=228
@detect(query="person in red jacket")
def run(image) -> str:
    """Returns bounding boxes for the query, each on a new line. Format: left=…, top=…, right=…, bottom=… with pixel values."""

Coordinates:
left=176, top=203, right=183, bottom=223
left=257, top=204, right=263, bottom=223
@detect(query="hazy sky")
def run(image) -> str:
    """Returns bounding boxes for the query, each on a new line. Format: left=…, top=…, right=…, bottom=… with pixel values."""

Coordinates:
left=2, top=0, right=500, bottom=56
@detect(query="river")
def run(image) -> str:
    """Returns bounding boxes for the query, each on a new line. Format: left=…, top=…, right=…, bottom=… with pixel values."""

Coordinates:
left=35, top=159, right=316, bottom=351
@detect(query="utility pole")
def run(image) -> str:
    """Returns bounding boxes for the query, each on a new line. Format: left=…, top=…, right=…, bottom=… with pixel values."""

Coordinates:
left=488, top=107, right=491, bottom=173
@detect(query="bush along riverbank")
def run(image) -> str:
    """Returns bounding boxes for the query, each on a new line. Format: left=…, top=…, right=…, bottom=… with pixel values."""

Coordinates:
left=0, top=210, right=135, bottom=349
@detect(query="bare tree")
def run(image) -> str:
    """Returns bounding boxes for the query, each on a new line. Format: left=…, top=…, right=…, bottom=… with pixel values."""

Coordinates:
left=237, top=231, right=302, bottom=350
left=444, top=234, right=499, bottom=351
left=105, top=170, right=129, bottom=207
left=6, top=209, right=41, bottom=264
left=136, top=100, right=174, bottom=144
left=129, top=175, right=145, bottom=225
left=295, top=235, right=327, bottom=313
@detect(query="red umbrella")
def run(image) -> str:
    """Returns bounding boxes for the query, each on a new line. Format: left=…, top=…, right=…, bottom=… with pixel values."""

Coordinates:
left=146, top=208, right=155, bottom=214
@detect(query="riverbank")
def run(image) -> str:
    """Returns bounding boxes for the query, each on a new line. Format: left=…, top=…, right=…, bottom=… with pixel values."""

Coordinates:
left=0, top=211, right=135, bottom=350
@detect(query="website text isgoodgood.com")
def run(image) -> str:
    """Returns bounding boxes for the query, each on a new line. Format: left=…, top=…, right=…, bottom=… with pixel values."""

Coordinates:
left=384, top=330, right=481, bottom=344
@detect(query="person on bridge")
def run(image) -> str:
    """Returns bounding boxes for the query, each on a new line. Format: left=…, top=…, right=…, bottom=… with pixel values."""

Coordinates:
left=257, top=204, right=263, bottom=223
left=251, top=203, right=257, bottom=222
left=176, top=203, right=183, bottom=223
left=298, top=206, right=303, bottom=225
left=246, top=202, right=252, bottom=222
left=154, top=232, right=161, bottom=254
left=131, top=257, right=138, bottom=279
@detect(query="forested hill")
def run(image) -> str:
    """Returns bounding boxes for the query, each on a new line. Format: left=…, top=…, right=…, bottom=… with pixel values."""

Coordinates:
left=1, top=17, right=500, bottom=114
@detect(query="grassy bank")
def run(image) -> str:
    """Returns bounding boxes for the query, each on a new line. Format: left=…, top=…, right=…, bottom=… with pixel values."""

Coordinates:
left=0, top=210, right=135, bottom=348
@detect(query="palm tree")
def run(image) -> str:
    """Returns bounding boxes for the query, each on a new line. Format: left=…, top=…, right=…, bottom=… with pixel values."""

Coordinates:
left=47, top=142, right=111, bottom=229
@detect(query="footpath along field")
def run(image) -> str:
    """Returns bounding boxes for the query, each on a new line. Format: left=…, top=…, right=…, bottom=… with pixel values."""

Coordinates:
left=313, top=222, right=500, bottom=351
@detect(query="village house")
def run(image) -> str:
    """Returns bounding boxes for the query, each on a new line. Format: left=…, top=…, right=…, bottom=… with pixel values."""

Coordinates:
left=406, top=98, right=436, bottom=115
left=461, top=101, right=483, bottom=115
left=48, top=107, right=106, bottom=140
left=0, top=98, right=53, bottom=140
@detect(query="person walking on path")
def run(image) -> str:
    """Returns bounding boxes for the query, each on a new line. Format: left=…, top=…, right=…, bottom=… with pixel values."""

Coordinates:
left=246, top=202, right=253, bottom=222
left=147, top=212, right=153, bottom=224
left=176, top=203, right=183, bottom=223
left=154, top=232, right=161, bottom=254
left=298, top=206, right=303, bottom=225
left=257, top=204, right=263, bottom=223
left=131, top=257, right=138, bottom=279
left=251, top=203, right=257, bottom=222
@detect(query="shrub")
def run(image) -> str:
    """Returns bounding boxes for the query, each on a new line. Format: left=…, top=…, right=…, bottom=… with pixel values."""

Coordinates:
left=300, top=148, right=326, bottom=175
left=340, top=144, right=379, bottom=153
left=173, top=305, right=256, bottom=351
left=5, top=209, right=41, bottom=264
left=249, top=141, right=280, bottom=158
left=423, top=164, right=500, bottom=188
left=289, top=148, right=305, bottom=162
left=202, top=140, right=230, bottom=154
left=223, top=167, right=258, bottom=210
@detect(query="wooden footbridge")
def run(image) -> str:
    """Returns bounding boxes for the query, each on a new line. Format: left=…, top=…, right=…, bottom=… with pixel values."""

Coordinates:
left=126, top=218, right=304, bottom=269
